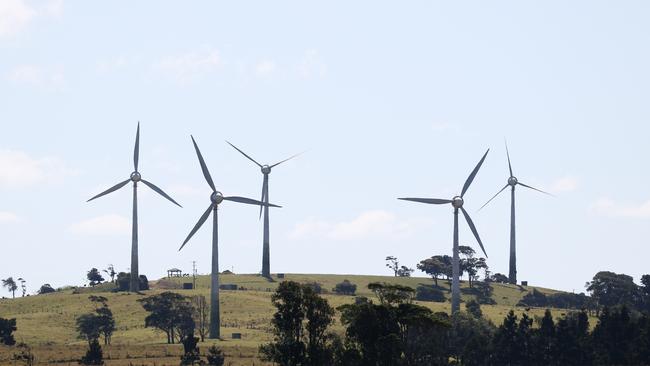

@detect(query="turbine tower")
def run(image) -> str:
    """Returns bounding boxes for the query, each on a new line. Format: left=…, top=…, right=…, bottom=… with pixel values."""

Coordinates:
left=226, top=141, right=300, bottom=279
left=480, top=142, right=551, bottom=285
left=87, top=123, right=181, bottom=292
left=399, top=149, right=489, bottom=314
left=179, top=136, right=280, bottom=339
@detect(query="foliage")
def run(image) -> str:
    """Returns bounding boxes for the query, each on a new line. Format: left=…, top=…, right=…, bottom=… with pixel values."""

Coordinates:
left=76, top=296, right=115, bottom=346
left=206, top=345, right=226, bottom=366
left=0, top=317, right=17, bottom=346
left=448, top=312, right=494, bottom=366
left=259, top=281, right=336, bottom=366
left=368, top=282, right=415, bottom=305
left=180, top=333, right=201, bottom=365
left=17, top=278, right=27, bottom=297
left=86, top=268, right=104, bottom=287
left=397, top=266, right=414, bottom=277
left=489, top=273, right=509, bottom=284
left=415, top=285, right=446, bottom=303
left=138, top=292, right=194, bottom=344
left=417, top=257, right=448, bottom=286
left=586, top=271, right=640, bottom=309
left=385, top=256, right=400, bottom=277
left=38, top=283, right=56, bottom=294
left=2, top=277, right=18, bottom=298
left=465, top=300, right=482, bottom=318
left=304, top=281, right=323, bottom=294
left=518, top=288, right=592, bottom=310
left=115, top=272, right=149, bottom=292
left=103, top=265, right=116, bottom=284
left=79, top=339, right=103, bottom=365
left=11, top=342, right=35, bottom=366
left=333, top=280, right=357, bottom=296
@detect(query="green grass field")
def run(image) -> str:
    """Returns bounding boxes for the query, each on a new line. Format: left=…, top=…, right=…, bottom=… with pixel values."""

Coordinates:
left=0, top=273, right=585, bottom=365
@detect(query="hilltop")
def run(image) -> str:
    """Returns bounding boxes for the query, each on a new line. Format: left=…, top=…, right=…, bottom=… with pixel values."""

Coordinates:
left=0, top=273, right=580, bottom=365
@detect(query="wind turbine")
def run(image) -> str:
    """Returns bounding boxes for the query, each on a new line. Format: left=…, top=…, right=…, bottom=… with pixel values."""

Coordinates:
left=179, top=136, right=281, bottom=339
left=87, top=123, right=181, bottom=292
left=479, top=142, right=551, bottom=285
left=226, top=141, right=301, bottom=279
left=399, top=149, right=489, bottom=314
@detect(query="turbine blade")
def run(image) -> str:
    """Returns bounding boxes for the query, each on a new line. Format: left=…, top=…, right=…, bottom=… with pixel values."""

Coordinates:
left=461, top=207, right=488, bottom=258
left=270, top=151, right=305, bottom=168
left=398, top=198, right=452, bottom=205
left=224, top=196, right=281, bottom=208
left=505, top=139, right=513, bottom=177
left=461, top=149, right=490, bottom=198
left=259, top=177, right=268, bottom=219
left=134, top=122, right=140, bottom=171
left=179, top=204, right=214, bottom=250
left=191, top=136, right=216, bottom=192
left=518, top=182, right=553, bottom=196
left=479, top=184, right=509, bottom=211
left=141, top=179, right=182, bottom=207
left=87, top=179, right=131, bottom=202
left=226, top=141, right=262, bottom=167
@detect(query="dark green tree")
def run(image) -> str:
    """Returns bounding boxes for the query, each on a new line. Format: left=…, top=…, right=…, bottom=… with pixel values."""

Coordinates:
left=2, top=277, right=17, bottom=298
left=465, top=300, right=482, bottom=318
left=38, top=283, right=55, bottom=294
left=554, top=310, right=592, bottom=366
left=448, top=312, right=494, bottom=366
left=79, top=339, right=104, bottom=365
left=0, top=317, right=17, bottom=345
left=86, top=268, right=104, bottom=287
left=206, top=345, right=226, bottom=365
left=417, top=256, right=447, bottom=287
left=333, top=280, right=357, bottom=295
left=592, top=306, right=637, bottom=365
left=586, top=271, right=640, bottom=309
left=138, top=292, right=194, bottom=344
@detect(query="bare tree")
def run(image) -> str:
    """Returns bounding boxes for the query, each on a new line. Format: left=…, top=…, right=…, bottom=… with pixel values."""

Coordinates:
left=385, top=256, right=400, bottom=277
left=192, top=295, right=209, bottom=342
left=103, top=265, right=117, bottom=284
left=17, top=278, right=26, bottom=297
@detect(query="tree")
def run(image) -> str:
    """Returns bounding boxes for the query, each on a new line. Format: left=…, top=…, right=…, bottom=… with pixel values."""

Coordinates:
left=397, top=265, right=414, bottom=277
left=0, top=317, right=17, bottom=346
left=368, top=282, right=415, bottom=305
left=138, top=292, right=194, bottom=344
left=592, top=306, right=637, bottom=365
left=38, top=284, right=56, bottom=294
left=103, top=265, right=116, bottom=284
left=2, top=277, right=18, bottom=298
left=76, top=314, right=102, bottom=346
left=448, top=312, right=494, bottom=366
left=259, top=281, right=336, bottom=366
left=385, top=256, right=400, bottom=277
left=489, top=273, right=509, bottom=284
left=416, top=286, right=446, bottom=302
left=116, top=272, right=149, bottom=292
left=333, top=280, right=357, bottom=296
left=532, top=310, right=556, bottom=366
left=17, top=278, right=26, bottom=297
left=88, top=296, right=115, bottom=345
left=417, top=256, right=448, bottom=286
left=86, top=268, right=104, bottom=287
left=586, top=271, right=640, bottom=309
left=491, top=310, right=535, bottom=365
left=458, top=246, right=487, bottom=288
left=180, top=332, right=201, bottom=365
left=554, top=310, right=592, bottom=366
left=79, top=339, right=104, bottom=365
left=191, top=295, right=209, bottom=342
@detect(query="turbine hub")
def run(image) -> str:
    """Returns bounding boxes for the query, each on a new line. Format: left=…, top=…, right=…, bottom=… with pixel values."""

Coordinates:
left=261, top=165, right=271, bottom=174
left=508, top=176, right=518, bottom=186
left=130, top=171, right=141, bottom=182
left=452, top=196, right=464, bottom=208
left=210, top=191, right=224, bottom=204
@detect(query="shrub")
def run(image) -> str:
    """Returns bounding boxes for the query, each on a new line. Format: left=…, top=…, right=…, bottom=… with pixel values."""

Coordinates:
left=333, top=280, right=357, bottom=296
left=115, top=273, right=149, bottom=291
left=0, top=317, right=17, bottom=345
left=416, top=285, right=446, bottom=302
left=466, top=300, right=483, bottom=318
left=79, top=339, right=103, bottom=365
left=207, top=345, right=226, bottom=365
left=38, top=284, right=56, bottom=294
left=304, top=281, right=323, bottom=294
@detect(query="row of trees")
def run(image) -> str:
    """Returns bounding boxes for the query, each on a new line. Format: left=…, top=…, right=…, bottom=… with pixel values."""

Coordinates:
left=261, top=280, right=650, bottom=366
left=416, top=247, right=489, bottom=288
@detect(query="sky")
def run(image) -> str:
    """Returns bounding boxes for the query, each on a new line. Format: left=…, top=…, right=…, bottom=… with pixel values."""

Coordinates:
left=1, top=1, right=649, bottom=295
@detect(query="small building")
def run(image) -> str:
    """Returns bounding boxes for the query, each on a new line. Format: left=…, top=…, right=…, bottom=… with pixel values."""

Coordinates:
left=167, top=268, right=183, bottom=278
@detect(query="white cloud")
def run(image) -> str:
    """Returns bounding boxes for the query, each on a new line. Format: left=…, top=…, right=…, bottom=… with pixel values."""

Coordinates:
left=298, top=49, right=327, bottom=79
left=153, top=47, right=221, bottom=84
left=0, top=211, right=19, bottom=223
left=7, top=64, right=65, bottom=90
left=289, top=210, right=432, bottom=241
left=0, top=149, right=72, bottom=188
left=68, top=214, right=130, bottom=236
left=0, top=0, right=62, bottom=39
left=550, top=176, right=578, bottom=194
left=255, top=59, right=276, bottom=77
left=590, top=198, right=650, bottom=218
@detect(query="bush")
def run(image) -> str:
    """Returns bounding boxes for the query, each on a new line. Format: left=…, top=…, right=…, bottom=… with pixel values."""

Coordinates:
left=416, top=285, right=446, bottom=302
left=466, top=300, right=483, bottom=318
left=115, top=273, right=149, bottom=291
left=0, top=317, right=17, bottom=345
left=79, top=339, right=103, bottom=365
left=333, top=280, right=357, bottom=296
left=38, top=284, right=56, bottom=294
left=207, top=345, right=226, bottom=365
left=304, top=281, right=323, bottom=294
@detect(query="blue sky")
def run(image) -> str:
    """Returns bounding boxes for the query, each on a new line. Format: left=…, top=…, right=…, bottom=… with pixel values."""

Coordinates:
left=1, top=1, right=649, bottom=294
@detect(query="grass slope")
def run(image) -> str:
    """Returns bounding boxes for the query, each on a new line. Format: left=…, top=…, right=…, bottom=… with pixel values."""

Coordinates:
left=0, top=273, right=579, bottom=365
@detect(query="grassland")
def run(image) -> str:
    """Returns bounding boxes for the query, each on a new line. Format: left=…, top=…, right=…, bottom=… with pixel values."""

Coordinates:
left=0, top=273, right=583, bottom=365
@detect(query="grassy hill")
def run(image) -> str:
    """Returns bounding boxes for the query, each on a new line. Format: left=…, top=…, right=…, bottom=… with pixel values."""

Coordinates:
left=0, top=273, right=580, bottom=365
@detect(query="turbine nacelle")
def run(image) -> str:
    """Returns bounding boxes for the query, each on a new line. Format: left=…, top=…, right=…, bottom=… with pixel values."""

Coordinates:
left=452, top=196, right=464, bottom=209
left=130, top=171, right=141, bottom=182
left=261, top=165, right=271, bottom=174
left=210, top=191, right=224, bottom=205
left=508, top=176, right=518, bottom=186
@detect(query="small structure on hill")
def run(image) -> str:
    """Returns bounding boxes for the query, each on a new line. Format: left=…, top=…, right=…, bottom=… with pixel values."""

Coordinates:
left=167, top=268, right=183, bottom=278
